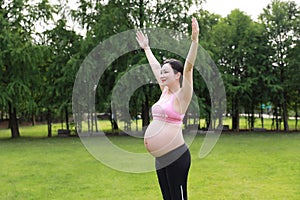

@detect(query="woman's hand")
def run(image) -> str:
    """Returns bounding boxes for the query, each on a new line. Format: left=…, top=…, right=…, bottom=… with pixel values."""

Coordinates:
left=136, top=31, right=150, bottom=50
left=191, top=17, right=199, bottom=42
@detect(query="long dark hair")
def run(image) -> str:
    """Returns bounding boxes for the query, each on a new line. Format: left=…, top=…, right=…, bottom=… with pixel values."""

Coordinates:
left=163, top=59, right=183, bottom=75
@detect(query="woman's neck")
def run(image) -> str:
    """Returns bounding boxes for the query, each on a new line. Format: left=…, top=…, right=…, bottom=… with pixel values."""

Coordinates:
left=167, top=83, right=180, bottom=94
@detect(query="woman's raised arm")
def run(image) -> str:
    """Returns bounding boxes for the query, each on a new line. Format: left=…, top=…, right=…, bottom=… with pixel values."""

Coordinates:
left=136, top=31, right=164, bottom=91
left=178, top=17, right=199, bottom=111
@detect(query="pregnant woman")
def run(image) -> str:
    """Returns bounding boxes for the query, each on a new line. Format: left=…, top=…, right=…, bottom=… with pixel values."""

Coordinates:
left=136, top=17, right=199, bottom=200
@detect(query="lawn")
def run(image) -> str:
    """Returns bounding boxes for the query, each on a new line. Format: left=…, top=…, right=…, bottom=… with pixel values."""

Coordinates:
left=0, top=116, right=298, bottom=139
left=0, top=126, right=299, bottom=199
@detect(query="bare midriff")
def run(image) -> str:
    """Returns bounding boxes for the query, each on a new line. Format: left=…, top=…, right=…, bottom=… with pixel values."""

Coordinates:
left=144, top=119, right=185, bottom=157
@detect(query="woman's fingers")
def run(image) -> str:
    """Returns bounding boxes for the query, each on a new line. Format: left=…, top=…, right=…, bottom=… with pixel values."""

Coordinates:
left=191, top=17, right=199, bottom=41
left=136, top=31, right=149, bottom=49
left=136, top=31, right=143, bottom=44
left=136, top=31, right=145, bottom=40
left=136, top=31, right=145, bottom=43
left=192, top=17, right=199, bottom=33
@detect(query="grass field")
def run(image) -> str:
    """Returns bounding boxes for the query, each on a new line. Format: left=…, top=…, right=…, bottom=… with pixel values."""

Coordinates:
left=0, top=125, right=300, bottom=199
left=0, top=116, right=298, bottom=138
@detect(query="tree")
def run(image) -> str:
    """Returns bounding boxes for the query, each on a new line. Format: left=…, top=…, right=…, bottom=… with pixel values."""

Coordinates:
left=286, top=37, right=300, bottom=130
left=0, top=0, right=54, bottom=138
left=195, top=11, right=222, bottom=129
left=42, top=18, right=82, bottom=136
left=260, top=0, right=300, bottom=131
left=209, top=9, right=264, bottom=131
left=243, top=21, right=273, bottom=130
left=71, top=0, right=205, bottom=130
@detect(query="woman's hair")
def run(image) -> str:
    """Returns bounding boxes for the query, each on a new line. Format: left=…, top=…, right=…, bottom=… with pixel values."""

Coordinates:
left=163, top=59, right=183, bottom=75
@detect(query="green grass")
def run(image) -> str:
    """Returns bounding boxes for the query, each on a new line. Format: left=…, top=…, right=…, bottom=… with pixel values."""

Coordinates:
left=222, top=117, right=298, bottom=130
left=109, top=117, right=299, bottom=132
left=0, top=116, right=298, bottom=139
left=0, top=123, right=65, bottom=138
left=189, top=133, right=300, bottom=200
left=0, top=126, right=299, bottom=199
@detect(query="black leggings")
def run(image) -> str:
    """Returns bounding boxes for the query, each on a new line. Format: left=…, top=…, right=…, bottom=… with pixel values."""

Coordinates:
left=155, top=144, right=191, bottom=200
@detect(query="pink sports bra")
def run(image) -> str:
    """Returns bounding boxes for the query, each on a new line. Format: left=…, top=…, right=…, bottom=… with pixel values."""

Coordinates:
left=151, top=89, right=185, bottom=124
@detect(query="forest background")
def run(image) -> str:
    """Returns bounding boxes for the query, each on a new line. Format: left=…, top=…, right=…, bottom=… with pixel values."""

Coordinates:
left=0, top=0, right=299, bottom=138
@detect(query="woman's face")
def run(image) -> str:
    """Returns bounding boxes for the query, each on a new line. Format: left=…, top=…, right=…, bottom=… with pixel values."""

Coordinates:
left=160, top=63, right=180, bottom=86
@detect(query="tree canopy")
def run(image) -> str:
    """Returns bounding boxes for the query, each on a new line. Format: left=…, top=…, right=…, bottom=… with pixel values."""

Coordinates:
left=0, top=0, right=299, bottom=137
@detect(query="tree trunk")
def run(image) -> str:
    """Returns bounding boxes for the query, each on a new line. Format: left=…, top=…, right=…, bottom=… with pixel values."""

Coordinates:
left=217, top=100, right=223, bottom=128
left=47, top=108, right=52, bottom=137
left=295, top=102, right=298, bottom=131
left=8, top=102, right=20, bottom=138
left=94, top=113, right=98, bottom=132
left=90, top=112, right=94, bottom=132
left=31, top=112, right=36, bottom=126
left=232, top=97, right=239, bottom=131
left=75, top=112, right=82, bottom=133
left=1, top=109, right=4, bottom=120
left=65, top=106, right=69, bottom=130
left=206, top=112, right=211, bottom=129
left=139, top=0, right=144, bottom=28
left=87, top=113, right=91, bottom=132
left=249, top=102, right=255, bottom=130
left=111, top=109, right=118, bottom=132
left=295, top=112, right=298, bottom=131
left=282, top=91, right=289, bottom=131
left=260, top=104, right=264, bottom=129
left=275, top=106, right=279, bottom=131
left=250, top=112, right=254, bottom=130
left=142, top=94, right=150, bottom=128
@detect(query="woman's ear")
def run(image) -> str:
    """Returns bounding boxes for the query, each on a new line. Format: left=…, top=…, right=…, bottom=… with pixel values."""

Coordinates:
left=175, top=72, right=181, bottom=80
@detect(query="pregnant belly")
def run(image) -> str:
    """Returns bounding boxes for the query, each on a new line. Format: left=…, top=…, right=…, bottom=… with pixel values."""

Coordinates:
left=144, top=120, right=184, bottom=157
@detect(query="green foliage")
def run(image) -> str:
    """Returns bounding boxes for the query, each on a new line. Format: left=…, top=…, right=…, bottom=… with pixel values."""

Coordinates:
left=0, top=0, right=55, bottom=137
left=207, top=9, right=268, bottom=129
left=0, top=0, right=299, bottom=136
left=259, top=0, right=300, bottom=130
